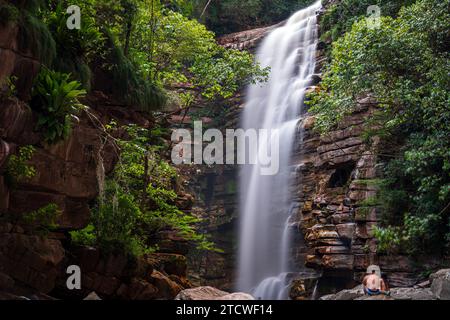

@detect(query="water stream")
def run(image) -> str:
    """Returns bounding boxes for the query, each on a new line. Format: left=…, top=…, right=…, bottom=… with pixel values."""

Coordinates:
left=237, top=1, right=321, bottom=300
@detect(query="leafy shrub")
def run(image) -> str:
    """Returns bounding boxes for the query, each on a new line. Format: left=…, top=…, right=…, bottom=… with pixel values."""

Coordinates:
left=190, top=48, right=269, bottom=100
left=101, top=31, right=167, bottom=112
left=23, top=203, right=61, bottom=235
left=5, top=145, right=36, bottom=185
left=18, top=12, right=56, bottom=67
left=45, top=3, right=104, bottom=90
left=0, top=76, right=18, bottom=99
left=70, top=224, right=96, bottom=247
left=31, top=68, right=86, bottom=144
left=71, top=180, right=152, bottom=256
left=373, top=226, right=402, bottom=254
left=319, top=0, right=414, bottom=43
left=130, top=8, right=268, bottom=104
left=71, top=123, right=218, bottom=256
left=374, top=214, right=442, bottom=255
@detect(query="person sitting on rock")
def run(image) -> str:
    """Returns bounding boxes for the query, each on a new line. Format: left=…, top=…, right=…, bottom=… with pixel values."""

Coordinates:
left=362, top=265, right=390, bottom=296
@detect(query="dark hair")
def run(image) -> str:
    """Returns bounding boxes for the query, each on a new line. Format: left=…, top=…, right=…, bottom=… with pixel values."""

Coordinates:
left=372, top=270, right=376, bottom=274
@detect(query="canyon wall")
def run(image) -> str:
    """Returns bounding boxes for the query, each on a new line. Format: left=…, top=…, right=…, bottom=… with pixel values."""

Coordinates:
left=0, top=22, right=193, bottom=299
left=214, top=4, right=449, bottom=298
left=289, top=6, right=448, bottom=296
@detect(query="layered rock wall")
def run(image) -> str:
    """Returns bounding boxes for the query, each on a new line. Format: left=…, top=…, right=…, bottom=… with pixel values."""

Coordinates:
left=290, top=4, right=448, bottom=292
left=0, top=20, right=193, bottom=299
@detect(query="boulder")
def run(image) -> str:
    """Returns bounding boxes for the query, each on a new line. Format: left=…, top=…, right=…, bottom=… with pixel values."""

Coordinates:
left=430, top=269, right=450, bottom=300
left=149, top=270, right=183, bottom=299
left=389, top=287, right=435, bottom=300
left=123, top=278, right=159, bottom=300
left=149, top=253, right=187, bottom=278
left=175, top=286, right=253, bottom=301
left=216, top=293, right=254, bottom=300
left=320, top=285, right=435, bottom=300
left=355, top=295, right=394, bottom=300
left=289, top=277, right=319, bottom=300
left=320, top=285, right=365, bottom=300
left=175, top=286, right=229, bottom=300
left=84, top=291, right=101, bottom=300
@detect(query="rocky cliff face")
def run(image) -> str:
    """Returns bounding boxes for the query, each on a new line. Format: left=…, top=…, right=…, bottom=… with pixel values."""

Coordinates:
left=217, top=22, right=284, bottom=51
left=0, top=22, right=194, bottom=300
left=293, top=101, right=445, bottom=293
left=169, top=102, right=243, bottom=292
left=288, top=6, right=449, bottom=296
left=0, top=97, right=193, bottom=299
left=185, top=164, right=238, bottom=291
left=217, top=4, right=449, bottom=298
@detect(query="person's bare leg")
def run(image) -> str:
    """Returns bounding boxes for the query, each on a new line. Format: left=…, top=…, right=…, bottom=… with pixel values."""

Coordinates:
left=380, top=279, right=391, bottom=296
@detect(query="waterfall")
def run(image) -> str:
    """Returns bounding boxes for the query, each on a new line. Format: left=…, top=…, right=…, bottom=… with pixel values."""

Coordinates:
left=237, top=1, right=321, bottom=300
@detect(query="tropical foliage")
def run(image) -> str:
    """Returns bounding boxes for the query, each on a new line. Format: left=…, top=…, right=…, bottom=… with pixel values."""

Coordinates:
left=31, top=68, right=86, bottom=144
left=23, top=203, right=61, bottom=236
left=71, top=124, right=218, bottom=256
left=309, top=0, right=450, bottom=254
left=195, top=0, right=316, bottom=35
left=5, top=145, right=36, bottom=185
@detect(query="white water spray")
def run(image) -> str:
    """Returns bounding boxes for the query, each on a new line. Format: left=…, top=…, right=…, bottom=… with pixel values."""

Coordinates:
left=237, top=1, right=321, bottom=300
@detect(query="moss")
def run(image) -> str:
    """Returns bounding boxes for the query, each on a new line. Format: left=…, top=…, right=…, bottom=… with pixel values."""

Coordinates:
left=105, top=31, right=166, bottom=112
left=18, top=12, right=56, bottom=66
left=0, top=3, right=20, bottom=26
left=357, top=196, right=380, bottom=207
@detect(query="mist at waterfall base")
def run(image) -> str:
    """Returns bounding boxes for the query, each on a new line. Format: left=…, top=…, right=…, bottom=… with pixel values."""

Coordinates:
left=237, top=1, right=321, bottom=300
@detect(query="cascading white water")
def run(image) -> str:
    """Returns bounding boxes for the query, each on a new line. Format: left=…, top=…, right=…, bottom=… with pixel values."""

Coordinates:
left=237, top=1, right=321, bottom=300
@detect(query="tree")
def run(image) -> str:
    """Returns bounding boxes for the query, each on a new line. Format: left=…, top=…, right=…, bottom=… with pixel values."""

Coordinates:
left=308, top=0, right=450, bottom=255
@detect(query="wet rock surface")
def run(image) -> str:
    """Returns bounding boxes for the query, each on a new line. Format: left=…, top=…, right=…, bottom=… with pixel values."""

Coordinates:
left=175, top=286, right=254, bottom=300
left=217, top=22, right=284, bottom=51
